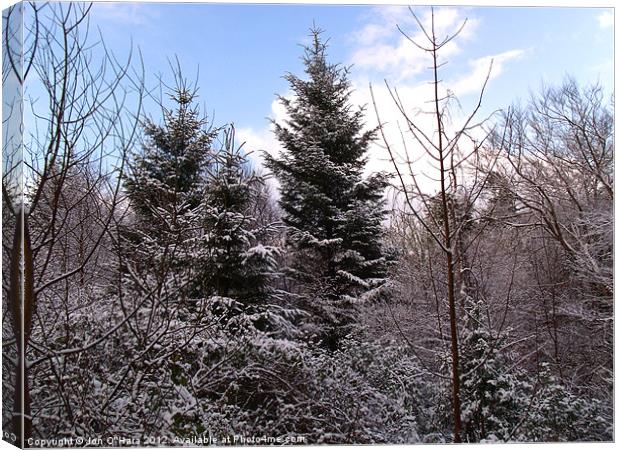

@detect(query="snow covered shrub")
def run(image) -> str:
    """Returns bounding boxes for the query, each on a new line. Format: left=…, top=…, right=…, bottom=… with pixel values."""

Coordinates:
left=458, top=298, right=524, bottom=442
left=307, top=338, right=423, bottom=444
left=425, top=297, right=612, bottom=443
left=165, top=332, right=431, bottom=444
left=511, top=363, right=611, bottom=442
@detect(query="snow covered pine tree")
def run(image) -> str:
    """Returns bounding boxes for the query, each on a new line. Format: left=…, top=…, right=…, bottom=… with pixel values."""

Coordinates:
left=122, top=74, right=281, bottom=319
left=122, top=75, right=218, bottom=295
left=201, top=126, right=281, bottom=309
left=115, top=74, right=290, bottom=437
left=265, top=28, right=391, bottom=350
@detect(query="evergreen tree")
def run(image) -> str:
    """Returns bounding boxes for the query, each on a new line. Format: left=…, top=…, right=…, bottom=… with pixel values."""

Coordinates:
left=264, top=28, right=390, bottom=349
left=200, top=126, right=281, bottom=306
left=458, top=297, right=521, bottom=442
left=124, top=81, right=217, bottom=226
left=122, top=78, right=280, bottom=309
left=121, top=78, right=219, bottom=303
left=114, top=79, right=293, bottom=436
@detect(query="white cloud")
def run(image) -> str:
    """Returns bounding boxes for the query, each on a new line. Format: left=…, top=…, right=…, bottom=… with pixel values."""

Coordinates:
left=93, top=2, right=157, bottom=26
left=345, top=7, right=523, bottom=195
left=237, top=96, right=288, bottom=160
left=352, top=23, right=393, bottom=47
left=350, top=76, right=451, bottom=195
left=351, top=7, right=478, bottom=83
left=597, top=11, right=613, bottom=29
left=449, top=49, right=525, bottom=98
left=236, top=96, right=289, bottom=189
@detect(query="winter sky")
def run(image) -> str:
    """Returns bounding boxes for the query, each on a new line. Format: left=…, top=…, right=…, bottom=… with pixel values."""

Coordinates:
left=32, top=1, right=617, bottom=179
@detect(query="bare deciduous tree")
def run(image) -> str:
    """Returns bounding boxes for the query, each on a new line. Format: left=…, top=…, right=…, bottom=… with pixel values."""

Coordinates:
left=2, top=2, right=143, bottom=444
left=486, top=78, right=613, bottom=400
left=370, top=7, right=504, bottom=442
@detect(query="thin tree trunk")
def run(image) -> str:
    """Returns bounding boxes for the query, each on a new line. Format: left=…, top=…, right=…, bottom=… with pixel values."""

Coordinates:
left=431, top=22, right=462, bottom=442
left=9, top=208, right=34, bottom=447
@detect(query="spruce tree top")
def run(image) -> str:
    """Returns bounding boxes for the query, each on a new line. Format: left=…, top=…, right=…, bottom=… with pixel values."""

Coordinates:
left=124, top=83, right=218, bottom=220
left=280, top=29, right=373, bottom=163
left=265, top=28, right=380, bottom=243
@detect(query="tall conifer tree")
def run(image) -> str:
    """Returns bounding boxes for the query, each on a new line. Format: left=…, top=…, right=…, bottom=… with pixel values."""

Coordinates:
left=201, top=126, right=281, bottom=306
left=121, top=79, right=218, bottom=301
left=125, top=84, right=217, bottom=222
left=123, top=78, right=279, bottom=309
left=265, top=28, right=390, bottom=349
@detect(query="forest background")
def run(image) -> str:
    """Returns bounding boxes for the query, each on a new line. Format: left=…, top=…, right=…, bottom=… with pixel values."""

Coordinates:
left=0, top=0, right=616, bottom=447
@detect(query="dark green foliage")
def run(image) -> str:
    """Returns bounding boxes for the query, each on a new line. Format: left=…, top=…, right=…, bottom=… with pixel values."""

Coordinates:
left=119, top=82, right=218, bottom=308
left=124, top=84, right=218, bottom=224
left=430, top=297, right=611, bottom=443
left=198, top=127, right=280, bottom=305
left=122, top=80, right=279, bottom=307
left=265, top=28, right=391, bottom=349
left=458, top=298, right=522, bottom=442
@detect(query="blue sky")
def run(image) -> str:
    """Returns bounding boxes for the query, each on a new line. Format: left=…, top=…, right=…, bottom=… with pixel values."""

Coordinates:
left=16, top=1, right=616, bottom=180
left=86, top=2, right=613, bottom=126
left=89, top=2, right=367, bottom=127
